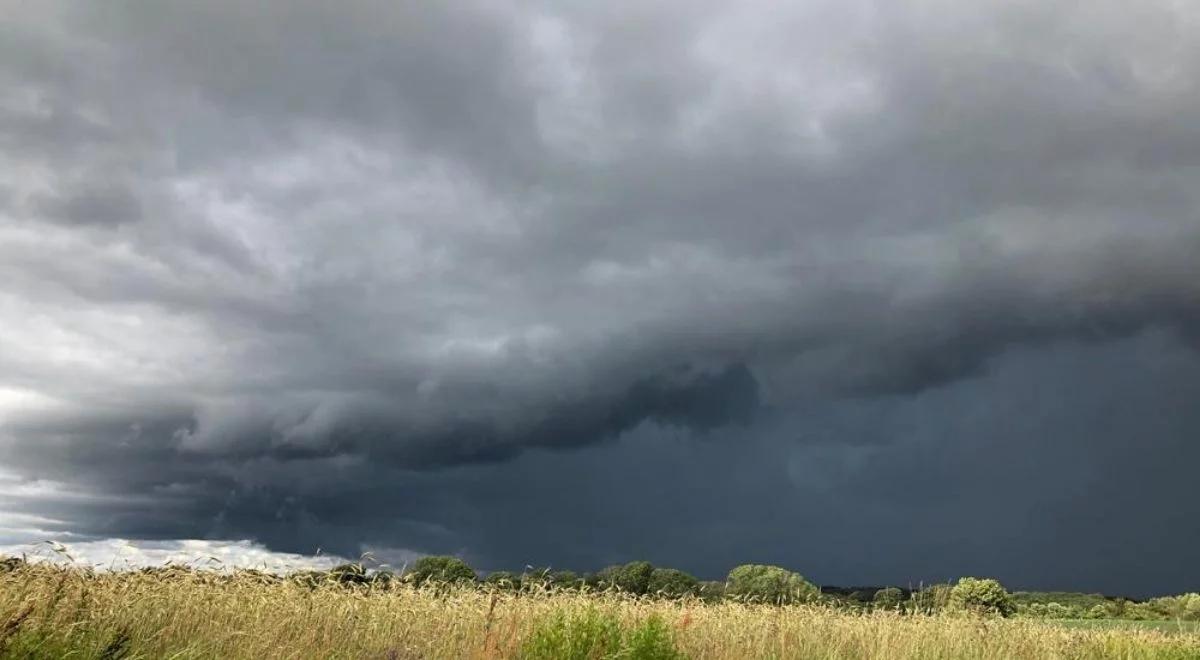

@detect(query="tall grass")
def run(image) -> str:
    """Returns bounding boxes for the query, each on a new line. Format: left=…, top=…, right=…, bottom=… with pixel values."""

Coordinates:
left=2, top=563, right=1198, bottom=659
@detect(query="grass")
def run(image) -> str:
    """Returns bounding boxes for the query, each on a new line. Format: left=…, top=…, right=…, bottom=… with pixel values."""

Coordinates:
left=2, top=563, right=1199, bottom=659
left=1049, top=619, right=1200, bottom=635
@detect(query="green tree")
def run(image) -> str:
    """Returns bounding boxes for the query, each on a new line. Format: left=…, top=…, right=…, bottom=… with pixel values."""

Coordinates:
left=615, top=561, right=655, bottom=594
left=949, top=577, right=1016, bottom=617
left=697, top=580, right=726, bottom=602
left=485, top=571, right=521, bottom=589
left=725, top=564, right=820, bottom=604
left=873, top=587, right=904, bottom=610
left=647, top=568, right=700, bottom=598
left=550, top=570, right=582, bottom=589
left=522, top=567, right=554, bottom=588
left=595, top=561, right=655, bottom=595
left=405, top=555, right=476, bottom=586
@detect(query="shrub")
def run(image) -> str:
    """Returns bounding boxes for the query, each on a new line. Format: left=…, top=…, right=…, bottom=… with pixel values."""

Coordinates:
left=519, top=610, right=683, bottom=660
left=519, top=608, right=622, bottom=660
left=725, top=564, right=820, bottom=605
left=1144, top=593, right=1200, bottom=621
left=623, top=615, right=686, bottom=660
left=405, top=556, right=476, bottom=586
left=1043, top=602, right=1077, bottom=619
left=873, top=587, right=904, bottom=610
left=949, top=577, right=1016, bottom=617
left=647, top=568, right=699, bottom=598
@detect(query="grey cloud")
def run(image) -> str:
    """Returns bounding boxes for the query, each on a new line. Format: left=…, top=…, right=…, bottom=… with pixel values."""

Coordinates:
left=31, top=184, right=142, bottom=226
left=2, top=0, right=1200, bottom=593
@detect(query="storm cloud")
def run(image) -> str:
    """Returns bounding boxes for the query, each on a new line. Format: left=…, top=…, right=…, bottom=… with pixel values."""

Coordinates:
left=2, top=0, right=1199, bottom=596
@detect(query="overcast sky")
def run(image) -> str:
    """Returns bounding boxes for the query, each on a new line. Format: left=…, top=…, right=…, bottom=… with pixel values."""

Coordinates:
left=2, top=0, right=1199, bottom=597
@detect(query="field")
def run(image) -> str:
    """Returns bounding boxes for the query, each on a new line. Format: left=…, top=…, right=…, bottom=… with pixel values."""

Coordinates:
left=3, top=564, right=1200, bottom=659
left=1049, top=619, right=1200, bottom=635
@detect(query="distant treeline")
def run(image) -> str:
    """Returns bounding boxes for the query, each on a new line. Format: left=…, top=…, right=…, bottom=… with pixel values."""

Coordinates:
left=268, top=555, right=1200, bottom=620
left=5, top=554, right=1197, bottom=621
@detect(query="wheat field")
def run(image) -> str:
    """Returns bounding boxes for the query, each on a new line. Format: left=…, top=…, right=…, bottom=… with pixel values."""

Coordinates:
left=2, top=563, right=1198, bottom=659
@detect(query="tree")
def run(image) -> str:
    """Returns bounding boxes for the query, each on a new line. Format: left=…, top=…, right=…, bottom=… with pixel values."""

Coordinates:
left=949, top=577, right=1016, bottom=617
left=595, top=561, right=655, bottom=595
left=697, top=581, right=726, bottom=602
left=725, top=564, right=820, bottom=604
left=647, top=568, right=700, bottom=598
left=614, top=561, right=655, bottom=594
left=522, top=567, right=555, bottom=588
left=405, top=556, right=476, bottom=586
left=549, top=570, right=582, bottom=589
left=485, top=571, right=521, bottom=589
left=873, top=587, right=904, bottom=610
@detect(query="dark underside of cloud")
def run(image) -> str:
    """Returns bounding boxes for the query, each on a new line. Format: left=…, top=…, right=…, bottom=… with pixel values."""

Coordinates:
left=2, top=0, right=1200, bottom=597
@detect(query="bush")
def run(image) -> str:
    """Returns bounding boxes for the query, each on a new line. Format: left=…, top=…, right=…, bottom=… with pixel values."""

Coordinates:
left=520, top=608, right=622, bottom=660
left=623, top=615, right=686, bottom=660
left=725, top=564, right=820, bottom=604
left=949, top=577, right=1016, bottom=617
left=1143, top=593, right=1200, bottom=621
left=647, top=568, right=699, bottom=598
left=519, top=610, right=683, bottom=660
left=873, top=587, right=904, bottom=610
left=405, top=556, right=476, bottom=586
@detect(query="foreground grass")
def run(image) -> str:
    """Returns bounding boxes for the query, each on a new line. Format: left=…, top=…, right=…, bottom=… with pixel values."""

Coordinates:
left=2, top=565, right=1199, bottom=659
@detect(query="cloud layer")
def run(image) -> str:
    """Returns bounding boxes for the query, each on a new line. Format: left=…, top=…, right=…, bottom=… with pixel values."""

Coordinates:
left=2, top=0, right=1199, bottom=595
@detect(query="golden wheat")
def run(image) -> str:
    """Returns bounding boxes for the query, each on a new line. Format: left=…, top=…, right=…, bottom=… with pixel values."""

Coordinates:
left=1, top=564, right=1197, bottom=659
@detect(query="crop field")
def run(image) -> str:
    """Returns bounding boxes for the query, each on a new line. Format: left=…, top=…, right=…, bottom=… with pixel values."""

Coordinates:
left=2, top=563, right=1199, bottom=660
left=1048, top=619, right=1200, bottom=635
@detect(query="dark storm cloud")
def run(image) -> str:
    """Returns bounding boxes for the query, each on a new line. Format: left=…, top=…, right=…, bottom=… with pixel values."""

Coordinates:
left=2, top=0, right=1200, bottom=592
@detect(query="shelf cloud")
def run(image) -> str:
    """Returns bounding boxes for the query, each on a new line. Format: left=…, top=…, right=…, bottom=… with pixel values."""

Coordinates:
left=2, top=0, right=1199, bottom=596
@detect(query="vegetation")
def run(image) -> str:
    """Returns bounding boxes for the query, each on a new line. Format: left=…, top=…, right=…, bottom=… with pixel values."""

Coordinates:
left=725, top=564, right=820, bottom=605
left=647, top=568, right=701, bottom=599
left=405, top=555, right=477, bottom=586
left=948, top=577, right=1017, bottom=617
left=2, top=556, right=1199, bottom=658
left=1015, top=591, right=1200, bottom=622
left=873, top=587, right=904, bottom=610
left=595, top=561, right=656, bottom=595
left=520, top=609, right=683, bottom=660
